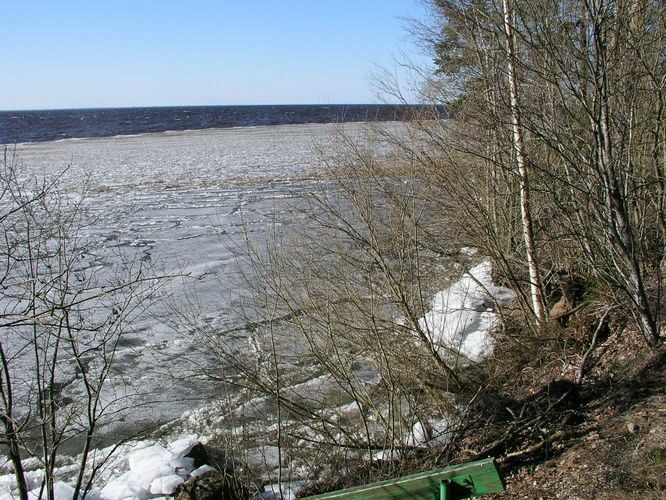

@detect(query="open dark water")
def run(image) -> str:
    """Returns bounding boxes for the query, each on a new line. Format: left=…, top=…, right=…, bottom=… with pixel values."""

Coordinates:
left=0, top=104, right=429, bottom=144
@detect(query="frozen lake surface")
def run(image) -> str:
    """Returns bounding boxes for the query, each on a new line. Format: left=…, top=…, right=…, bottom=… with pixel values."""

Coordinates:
left=14, top=122, right=398, bottom=432
left=2, top=122, right=521, bottom=499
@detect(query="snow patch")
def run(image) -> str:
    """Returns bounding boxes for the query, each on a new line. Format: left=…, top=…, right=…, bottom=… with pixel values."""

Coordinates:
left=149, top=474, right=184, bottom=495
left=419, top=261, right=515, bottom=362
left=190, top=465, right=216, bottom=478
left=98, top=438, right=200, bottom=500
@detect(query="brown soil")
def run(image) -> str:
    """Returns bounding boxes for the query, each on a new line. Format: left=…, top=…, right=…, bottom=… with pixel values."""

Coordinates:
left=481, top=325, right=666, bottom=499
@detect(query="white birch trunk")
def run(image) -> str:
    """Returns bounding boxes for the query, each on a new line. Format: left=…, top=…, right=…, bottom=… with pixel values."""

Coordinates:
left=502, top=0, right=546, bottom=323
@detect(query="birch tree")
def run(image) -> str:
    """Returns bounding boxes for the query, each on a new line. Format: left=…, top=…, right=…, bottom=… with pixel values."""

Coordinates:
left=501, top=0, right=546, bottom=323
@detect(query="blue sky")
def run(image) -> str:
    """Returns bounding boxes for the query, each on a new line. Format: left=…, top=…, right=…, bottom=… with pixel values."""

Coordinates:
left=0, top=1, right=431, bottom=110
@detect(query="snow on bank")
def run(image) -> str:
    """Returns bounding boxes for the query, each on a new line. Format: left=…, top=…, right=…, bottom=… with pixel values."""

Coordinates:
left=419, top=260, right=516, bottom=362
left=0, top=436, right=207, bottom=500
left=98, top=436, right=202, bottom=499
left=0, top=425, right=303, bottom=499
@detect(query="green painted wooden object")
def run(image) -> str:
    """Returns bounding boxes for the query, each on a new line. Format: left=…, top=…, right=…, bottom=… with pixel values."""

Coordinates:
left=303, top=457, right=504, bottom=499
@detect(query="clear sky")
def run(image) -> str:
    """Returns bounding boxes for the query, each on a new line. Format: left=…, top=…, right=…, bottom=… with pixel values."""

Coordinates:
left=0, top=0, right=431, bottom=110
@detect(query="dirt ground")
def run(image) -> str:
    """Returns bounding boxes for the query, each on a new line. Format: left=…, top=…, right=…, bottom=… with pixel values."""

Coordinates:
left=487, top=328, right=666, bottom=499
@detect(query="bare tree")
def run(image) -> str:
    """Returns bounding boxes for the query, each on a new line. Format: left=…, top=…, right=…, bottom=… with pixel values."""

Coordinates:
left=0, top=147, right=170, bottom=499
left=177, top=125, right=489, bottom=490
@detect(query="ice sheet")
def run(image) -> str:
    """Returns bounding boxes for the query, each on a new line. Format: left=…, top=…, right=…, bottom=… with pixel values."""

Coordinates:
left=9, top=123, right=399, bottom=432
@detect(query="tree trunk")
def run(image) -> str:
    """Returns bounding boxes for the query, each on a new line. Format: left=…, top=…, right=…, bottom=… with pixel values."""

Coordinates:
left=502, top=0, right=546, bottom=324
left=590, top=0, right=660, bottom=345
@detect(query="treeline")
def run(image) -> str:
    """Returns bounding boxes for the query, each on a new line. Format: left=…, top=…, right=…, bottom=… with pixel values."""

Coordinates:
left=412, top=0, right=664, bottom=343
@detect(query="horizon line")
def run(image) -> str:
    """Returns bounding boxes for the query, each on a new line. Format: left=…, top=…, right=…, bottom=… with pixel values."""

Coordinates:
left=0, top=102, right=424, bottom=113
